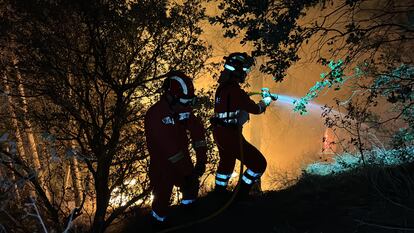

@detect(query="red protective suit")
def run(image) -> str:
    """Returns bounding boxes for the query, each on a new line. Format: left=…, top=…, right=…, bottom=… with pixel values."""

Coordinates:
left=212, top=81, right=267, bottom=189
left=145, top=96, right=207, bottom=219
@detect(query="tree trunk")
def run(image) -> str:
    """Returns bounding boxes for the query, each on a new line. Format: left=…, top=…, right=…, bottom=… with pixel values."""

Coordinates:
left=6, top=146, right=22, bottom=202
left=91, top=159, right=111, bottom=233
left=3, top=75, right=35, bottom=197
left=14, top=62, right=51, bottom=200
left=0, top=145, right=22, bottom=201
left=67, top=74, right=83, bottom=207
left=63, top=154, right=82, bottom=207
left=69, top=143, right=83, bottom=207
left=64, top=163, right=71, bottom=190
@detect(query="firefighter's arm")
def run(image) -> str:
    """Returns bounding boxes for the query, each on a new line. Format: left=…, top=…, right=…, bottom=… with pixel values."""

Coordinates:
left=188, top=113, right=207, bottom=177
left=238, top=88, right=267, bottom=114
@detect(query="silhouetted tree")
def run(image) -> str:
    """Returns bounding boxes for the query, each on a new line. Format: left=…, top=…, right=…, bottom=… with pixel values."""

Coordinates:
left=0, top=0, right=210, bottom=232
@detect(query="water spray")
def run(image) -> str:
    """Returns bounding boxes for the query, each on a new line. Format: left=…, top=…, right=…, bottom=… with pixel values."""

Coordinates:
left=249, top=87, right=335, bottom=114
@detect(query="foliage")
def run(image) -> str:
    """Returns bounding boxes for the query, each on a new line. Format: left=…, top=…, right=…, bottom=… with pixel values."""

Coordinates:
left=300, top=64, right=413, bottom=168
left=306, top=146, right=414, bottom=176
left=211, top=0, right=323, bottom=81
left=212, top=0, right=414, bottom=82
left=293, top=59, right=354, bottom=115
left=375, top=65, right=414, bottom=147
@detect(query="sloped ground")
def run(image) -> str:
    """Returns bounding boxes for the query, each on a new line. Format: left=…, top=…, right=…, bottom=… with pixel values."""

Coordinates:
left=116, top=163, right=414, bottom=233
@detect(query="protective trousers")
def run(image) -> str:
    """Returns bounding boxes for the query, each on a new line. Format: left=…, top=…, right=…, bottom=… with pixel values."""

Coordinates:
left=151, top=163, right=199, bottom=219
left=213, top=125, right=267, bottom=190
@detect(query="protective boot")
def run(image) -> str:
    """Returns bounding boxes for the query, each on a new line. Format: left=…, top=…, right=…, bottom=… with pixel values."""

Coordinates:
left=150, top=217, right=170, bottom=232
left=214, top=184, right=228, bottom=194
left=180, top=174, right=199, bottom=213
left=150, top=211, right=170, bottom=232
left=213, top=185, right=232, bottom=206
left=180, top=199, right=198, bottom=214
left=215, top=185, right=233, bottom=198
left=233, top=180, right=253, bottom=203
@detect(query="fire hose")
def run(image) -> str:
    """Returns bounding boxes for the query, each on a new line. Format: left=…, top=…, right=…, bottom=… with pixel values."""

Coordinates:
left=248, top=87, right=279, bottom=101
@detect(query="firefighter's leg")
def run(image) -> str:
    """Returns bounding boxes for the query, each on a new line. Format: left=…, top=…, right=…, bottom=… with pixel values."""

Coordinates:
left=213, top=127, right=237, bottom=193
left=235, top=136, right=267, bottom=200
left=177, top=171, right=199, bottom=206
left=151, top=177, right=174, bottom=224
left=215, top=146, right=236, bottom=193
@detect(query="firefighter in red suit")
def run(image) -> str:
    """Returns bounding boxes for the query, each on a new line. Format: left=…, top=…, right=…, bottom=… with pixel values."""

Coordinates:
left=211, top=52, right=275, bottom=200
left=145, top=71, right=207, bottom=226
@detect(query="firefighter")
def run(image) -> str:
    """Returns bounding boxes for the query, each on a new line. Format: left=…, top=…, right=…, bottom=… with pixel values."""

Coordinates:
left=210, top=52, right=274, bottom=201
left=144, top=71, right=207, bottom=227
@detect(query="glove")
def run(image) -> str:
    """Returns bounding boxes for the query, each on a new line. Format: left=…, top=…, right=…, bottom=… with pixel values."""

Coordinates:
left=262, top=96, right=272, bottom=106
left=261, top=88, right=273, bottom=106
left=194, top=162, right=206, bottom=177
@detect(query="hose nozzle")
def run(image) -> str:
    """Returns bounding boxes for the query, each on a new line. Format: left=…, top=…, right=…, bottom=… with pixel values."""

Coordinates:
left=261, top=88, right=278, bottom=101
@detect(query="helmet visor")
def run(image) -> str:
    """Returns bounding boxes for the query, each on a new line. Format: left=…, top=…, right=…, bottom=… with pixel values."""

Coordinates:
left=178, top=97, right=196, bottom=106
left=242, top=67, right=251, bottom=73
left=224, top=64, right=251, bottom=73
